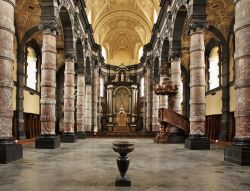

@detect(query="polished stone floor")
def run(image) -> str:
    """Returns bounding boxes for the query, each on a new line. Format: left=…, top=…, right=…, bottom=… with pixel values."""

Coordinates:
left=0, top=138, right=250, bottom=191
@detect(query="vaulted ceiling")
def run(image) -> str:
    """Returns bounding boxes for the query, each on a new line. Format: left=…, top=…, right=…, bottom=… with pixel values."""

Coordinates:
left=85, top=0, right=160, bottom=66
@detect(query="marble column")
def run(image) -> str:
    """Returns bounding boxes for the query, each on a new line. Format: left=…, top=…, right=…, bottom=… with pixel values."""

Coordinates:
left=107, top=85, right=114, bottom=130
left=143, top=72, right=148, bottom=131
left=220, top=54, right=230, bottom=141
left=167, top=57, right=185, bottom=143
left=0, top=0, right=23, bottom=163
left=146, top=67, right=153, bottom=131
left=184, top=25, right=210, bottom=150
left=152, top=93, right=160, bottom=132
left=131, top=84, right=138, bottom=126
left=61, top=57, right=77, bottom=143
left=76, top=74, right=86, bottom=139
left=158, top=74, right=169, bottom=109
left=85, top=85, right=92, bottom=133
left=92, top=66, right=98, bottom=133
left=16, top=54, right=25, bottom=139
left=225, top=0, right=250, bottom=165
left=35, top=24, right=60, bottom=149
left=171, top=58, right=183, bottom=114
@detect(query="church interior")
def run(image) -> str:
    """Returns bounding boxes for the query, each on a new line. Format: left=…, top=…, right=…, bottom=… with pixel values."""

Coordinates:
left=0, top=0, right=250, bottom=190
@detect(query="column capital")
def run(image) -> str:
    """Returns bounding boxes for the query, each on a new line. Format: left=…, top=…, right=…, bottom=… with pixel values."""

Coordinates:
left=169, top=49, right=182, bottom=61
left=107, top=84, right=114, bottom=89
left=40, top=21, right=60, bottom=36
left=65, top=52, right=76, bottom=62
left=76, top=66, right=85, bottom=75
left=131, top=84, right=137, bottom=89
left=188, top=21, right=208, bottom=34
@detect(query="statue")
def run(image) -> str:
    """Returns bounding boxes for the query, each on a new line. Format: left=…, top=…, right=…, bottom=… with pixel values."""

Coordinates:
left=121, top=72, right=125, bottom=82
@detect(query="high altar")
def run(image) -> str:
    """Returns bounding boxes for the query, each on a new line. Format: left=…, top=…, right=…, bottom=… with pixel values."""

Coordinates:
left=101, top=65, right=143, bottom=132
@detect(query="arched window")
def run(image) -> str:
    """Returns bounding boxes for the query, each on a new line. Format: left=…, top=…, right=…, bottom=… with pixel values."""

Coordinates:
left=208, top=46, right=220, bottom=90
left=140, top=77, right=145, bottom=97
left=138, top=46, right=143, bottom=60
left=102, top=46, right=107, bottom=61
left=100, top=78, right=104, bottom=97
left=26, top=47, right=37, bottom=90
left=87, top=10, right=92, bottom=24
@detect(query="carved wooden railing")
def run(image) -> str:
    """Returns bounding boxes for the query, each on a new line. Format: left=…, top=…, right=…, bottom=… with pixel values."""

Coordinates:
left=158, top=108, right=190, bottom=135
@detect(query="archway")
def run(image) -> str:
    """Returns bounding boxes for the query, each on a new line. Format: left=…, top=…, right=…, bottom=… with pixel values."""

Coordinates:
left=171, top=5, right=188, bottom=55
left=59, top=6, right=74, bottom=55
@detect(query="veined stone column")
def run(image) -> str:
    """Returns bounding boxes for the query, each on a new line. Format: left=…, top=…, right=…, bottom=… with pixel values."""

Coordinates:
left=131, top=85, right=138, bottom=126
left=225, top=0, right=250, bottom=165
left=152, top=93, right=159, bottom=132
left=61, top=57, right=77, bottom=143
left=107, top=85, right=114, bottom=130
left=85, top=85, right=92, bottom=133
left=168, top=57, right=185, bottom=143
left=185, top=25, right=210, bottom=150
left=158, top=75, right=169, bottom=112
left=16, top=55, right=25, bottom=139
left=143, top=72, right=148, bottom=131
left=92, top=67, right=98, bottom=133
left=146, top=68, right=153, bottom=131
left=76, top=74, right=86, bottom=139
left=171, top=58, right=182, bottom=114
left=35, top=23, right=60, bottom=149
left=0, top=0, right=23, bottom=163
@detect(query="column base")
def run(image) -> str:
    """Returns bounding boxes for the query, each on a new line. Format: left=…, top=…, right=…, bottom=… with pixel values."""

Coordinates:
left=77, top=131, right=86, bottom=139
left=185, top=135, right=210, bottom=150
left=224, top=138, right=250, bottom=166
left=168, top=132, right=185, bottom=144
left=115, top=176, right=131, bottom=187
left=35, top=135, right=61, bottom=149
left=61, top=133, right=77, bottom=143
left=0, top=139, right=23, bottom=164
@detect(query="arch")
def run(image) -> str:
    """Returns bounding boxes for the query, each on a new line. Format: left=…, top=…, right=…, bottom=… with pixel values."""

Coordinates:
left=189, top=0, right=207, bottom=21
left=113, top=86, right=132, bottom=114
left=25, top=39, right=42, bottom=90
left=171, top=5, right=188, bottom=53
left=18, top=25, right=41, bottom=60
left=113, top=86, right=132, bottom=96
left=206, top=25, right=231, bottom=141
left=59, top=6, right=74, bottom=54
left=25, top=39, right=42, bottom=60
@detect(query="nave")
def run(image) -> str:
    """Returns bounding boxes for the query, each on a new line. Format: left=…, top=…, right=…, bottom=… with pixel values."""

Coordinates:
left=0, top=139, right=249, bottom=191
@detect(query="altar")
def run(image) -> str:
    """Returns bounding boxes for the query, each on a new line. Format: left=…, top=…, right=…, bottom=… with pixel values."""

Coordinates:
left=113, top=106, right=131, bottom=132
left=102, top=67, right=143, bottom=133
